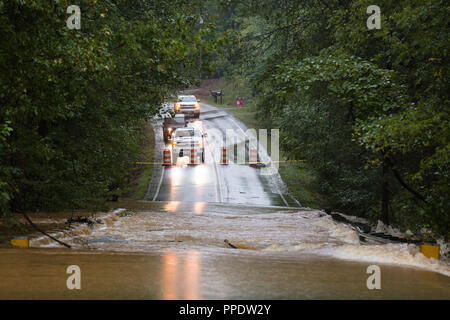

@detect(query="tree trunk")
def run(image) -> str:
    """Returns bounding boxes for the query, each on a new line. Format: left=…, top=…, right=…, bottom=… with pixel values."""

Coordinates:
left=381, top=165, right=389, bottom=225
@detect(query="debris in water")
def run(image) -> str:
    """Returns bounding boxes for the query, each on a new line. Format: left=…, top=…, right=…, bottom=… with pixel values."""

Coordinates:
left=65, top=216, right=95, bottom=227
left=224, top=239, right=237, bottom=249
left=118, top=210, right=135, bottom=217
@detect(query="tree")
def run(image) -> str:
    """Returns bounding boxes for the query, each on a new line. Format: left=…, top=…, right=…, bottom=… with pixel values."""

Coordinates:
left=0, top=0, right=215, bottom=214
left=216, top=0, right=449, bottom=238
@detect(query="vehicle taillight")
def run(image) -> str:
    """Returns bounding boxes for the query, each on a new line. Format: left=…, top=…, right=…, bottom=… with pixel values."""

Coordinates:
left=175, top=103, right=181, bottom=111
left=195, top=103, right=200, bottom=110
left=172, top=141, right=177, bottom=148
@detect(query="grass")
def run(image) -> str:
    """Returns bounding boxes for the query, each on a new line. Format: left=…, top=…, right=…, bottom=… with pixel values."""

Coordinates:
left=277, top=158, right=325, bottom=208
left=123, top=121, right=155, bottom=200
left=203, top=83, right=261, bottom=131
left=203, top=78, right=326, bottom=209
left=222, top=105, right=261, bottom=131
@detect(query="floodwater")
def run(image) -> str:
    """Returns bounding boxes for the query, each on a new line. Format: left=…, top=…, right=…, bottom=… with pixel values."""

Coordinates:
left=1, top=201, right=449, bottom=299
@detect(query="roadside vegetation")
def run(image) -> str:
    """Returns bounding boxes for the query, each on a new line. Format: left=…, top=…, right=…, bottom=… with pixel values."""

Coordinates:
left=121, top=122, right=155, bottom=201
left=202, top=79, right=325, bottom=209
left=204, top=0, right=449, bottom=239
left=0, top=1, right=216, bottom=216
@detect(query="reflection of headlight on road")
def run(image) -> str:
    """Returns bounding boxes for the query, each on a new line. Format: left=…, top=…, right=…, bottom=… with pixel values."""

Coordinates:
left=163, top=201, right=180, bottom=213
left=170, top=166, right=184, bottom=186
left=176, top=156, right=190, bottom=167
left=192, top=165, right=209, bottom=186
left=193, top=202, right=206, bottom=214
left=192, top=120, right=202, bottom=127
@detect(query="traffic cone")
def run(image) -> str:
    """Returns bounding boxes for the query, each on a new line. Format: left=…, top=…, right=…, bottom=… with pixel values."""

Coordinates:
left=221, top=146, right=227, bottom=165
left=163, top=148, right=172, bottom=166
left=190, top=148, right=196, bottom=165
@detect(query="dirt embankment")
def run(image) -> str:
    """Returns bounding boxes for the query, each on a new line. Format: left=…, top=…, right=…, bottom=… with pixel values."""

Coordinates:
left=0, top=206, right=130, bottom=248
left=185, top=78, right=224, bottom=101
left=0, top=211, right=90, bottom=246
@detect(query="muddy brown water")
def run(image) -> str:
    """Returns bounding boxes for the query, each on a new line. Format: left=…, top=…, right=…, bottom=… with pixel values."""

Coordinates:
left=0, top=248, right=449, bottom=299
left=0, top=201, right=449, bottom=299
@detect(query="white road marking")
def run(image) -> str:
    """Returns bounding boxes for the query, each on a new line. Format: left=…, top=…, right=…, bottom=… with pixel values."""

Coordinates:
left=213, top=155, right=224, bottom=203
left=152, top=166, right=165, bottom=201
left=205, top=124, right=223, bottom=203
left=206, top=144, right=219, bottom=202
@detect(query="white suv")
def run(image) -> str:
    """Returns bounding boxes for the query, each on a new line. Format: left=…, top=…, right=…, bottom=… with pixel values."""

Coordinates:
left=171, top=126, right=205, bottom=163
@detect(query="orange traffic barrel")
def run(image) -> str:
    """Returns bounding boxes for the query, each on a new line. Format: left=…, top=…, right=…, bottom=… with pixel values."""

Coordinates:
left=249, top=147, right=258, bottom=166
left=190, top=148, right=196, bottom=165
left=163, top=148, right=172, bottom=166
left=221, top=147, right=227, bottom=164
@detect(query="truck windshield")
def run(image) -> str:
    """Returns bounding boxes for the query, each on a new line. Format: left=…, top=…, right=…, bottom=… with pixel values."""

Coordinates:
left=178, top=96, right=197, bottom=102
left=175, top=129, right=202, bottom=138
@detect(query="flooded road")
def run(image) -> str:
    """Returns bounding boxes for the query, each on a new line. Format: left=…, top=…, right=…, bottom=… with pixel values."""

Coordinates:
left=1, top=247, right=449, bottom=300
left=1, top=201, right=449, bottom=299
left=1, top=103, right=449, bottom=300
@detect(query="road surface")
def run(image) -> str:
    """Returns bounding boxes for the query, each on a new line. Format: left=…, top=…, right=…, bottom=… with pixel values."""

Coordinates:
left=146, top=103, right=298, bottom=207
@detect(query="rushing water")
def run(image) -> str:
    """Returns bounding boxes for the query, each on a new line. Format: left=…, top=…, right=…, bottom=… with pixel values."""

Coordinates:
left=1, top=201, right=448, bottom=299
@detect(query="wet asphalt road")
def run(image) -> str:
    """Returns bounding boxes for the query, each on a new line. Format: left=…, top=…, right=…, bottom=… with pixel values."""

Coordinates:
left=147, top=103, right=299, bottom=207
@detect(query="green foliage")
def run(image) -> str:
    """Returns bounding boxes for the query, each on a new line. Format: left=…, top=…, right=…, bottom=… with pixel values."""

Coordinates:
left=0, top=0, right=214, bottom=214
left=0, top=121, right=13, bottom=214
left=215, top=0, right=449, bottom=238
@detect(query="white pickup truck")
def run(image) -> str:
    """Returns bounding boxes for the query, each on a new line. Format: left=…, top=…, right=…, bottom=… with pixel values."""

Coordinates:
left=174, top=95, right=200, bottom=119
left=171, top=126, right=206, bottom=163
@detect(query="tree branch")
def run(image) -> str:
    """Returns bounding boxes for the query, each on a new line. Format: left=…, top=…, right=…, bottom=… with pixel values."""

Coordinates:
left=386, top=157, right=428, bottom=203
left=19, top=211, right=72, bottom=249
